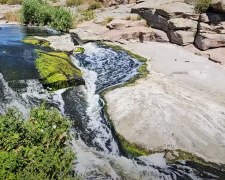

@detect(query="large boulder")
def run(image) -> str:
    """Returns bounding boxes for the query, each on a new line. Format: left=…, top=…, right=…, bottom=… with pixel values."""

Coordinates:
left=168, top=18, right=198, bottom=30
left=155, top=2, right=195, bottom=18
left=195, top=33, right=225, bottom=50
left=211, top=0, right=225, bottom=13
left=131, top=8, right=169, bottom=32
left=170, top=30, right=195, bottom=45
left=131, top=2, right=196, bottom=32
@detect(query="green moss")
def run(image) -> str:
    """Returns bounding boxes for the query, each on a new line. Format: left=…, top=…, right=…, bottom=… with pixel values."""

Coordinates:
left=73, top=47, right=85, bottom=54
left=35, top=49, right=84, bottom=91
left=117, top=133, right=151, bottom=157
left=2, top=50, right=6, bottom=54
left=21, top=38, right=50, bottom=47
left=166, top=149, right=211, bottom=166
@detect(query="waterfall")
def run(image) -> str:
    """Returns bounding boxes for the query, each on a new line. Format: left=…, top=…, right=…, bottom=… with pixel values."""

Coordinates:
left=71, top=54, right=120, bottom=155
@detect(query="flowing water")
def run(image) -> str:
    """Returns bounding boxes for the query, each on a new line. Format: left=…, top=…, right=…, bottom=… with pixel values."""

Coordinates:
left=0, top=25, right=224, bottom=180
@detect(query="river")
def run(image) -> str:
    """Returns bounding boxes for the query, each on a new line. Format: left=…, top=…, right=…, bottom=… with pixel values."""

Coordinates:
left=0, top=25, right=224, bottom=180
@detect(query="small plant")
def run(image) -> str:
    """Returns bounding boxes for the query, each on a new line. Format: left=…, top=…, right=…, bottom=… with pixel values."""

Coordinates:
left=195, top=0, right=211, bottom=13
left=137, top=15, right=142, bottom=20
left=88, top=1, right=101, bottom=10
left=114, top=5, right=119, bottom=9
left=124, top=15, right=142, bottom=21
left=125, top=16, right=131, bottom=20
left=105, top=17, right=114, bottom=23
left=66, top=0, right=84, bottom=7
left=80, top=9, right=95, bottom=21
left=195, top=51, right=202, bottom=56
left=101, top=17, right=114, bottom=26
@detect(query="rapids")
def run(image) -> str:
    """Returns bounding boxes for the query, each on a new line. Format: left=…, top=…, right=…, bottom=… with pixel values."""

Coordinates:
left=0, top=25, right=224, bottom=180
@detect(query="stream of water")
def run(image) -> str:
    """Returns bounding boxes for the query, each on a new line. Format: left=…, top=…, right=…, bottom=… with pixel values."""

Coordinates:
left=0, top=25, right=224, bottom=180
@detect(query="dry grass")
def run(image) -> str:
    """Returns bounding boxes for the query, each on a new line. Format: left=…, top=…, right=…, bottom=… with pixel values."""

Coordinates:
left=4, top=11, right=20, bottom=22
left=101, top=16, right=114, bottom=26
left=0, top=0, right=22, bottom=5
left=124, top=15, right=142, bottom=21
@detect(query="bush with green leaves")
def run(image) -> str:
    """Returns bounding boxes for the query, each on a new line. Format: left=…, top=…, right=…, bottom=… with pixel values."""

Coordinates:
left=20, top=0, right=72, bottom=32
left=0, top=105, right=77, bottom=180
left=195, top=0, right=212, bottom=13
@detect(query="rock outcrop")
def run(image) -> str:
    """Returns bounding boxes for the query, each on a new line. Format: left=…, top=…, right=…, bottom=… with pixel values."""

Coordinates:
left=195, top=13, right=225, bottom=50
left=131, top=0, right=225, bottom=53
left=104, top=41, right=225, bottom=165
left=131, top=2, right=199, bottom=45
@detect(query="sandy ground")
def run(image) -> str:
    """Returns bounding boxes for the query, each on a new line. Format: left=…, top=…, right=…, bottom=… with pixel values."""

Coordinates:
left=104, top=42, right=225, bottom=165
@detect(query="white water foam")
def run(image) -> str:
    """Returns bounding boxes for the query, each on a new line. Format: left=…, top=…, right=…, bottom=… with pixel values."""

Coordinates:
left=52, top=88, right=67, bottom=115
left=72, top=137, right=208, bottom=180
left=71, top=51, right=119, bottom=155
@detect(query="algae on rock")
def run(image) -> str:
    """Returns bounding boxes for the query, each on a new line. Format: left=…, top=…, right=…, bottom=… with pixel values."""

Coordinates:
left=35, top=50, right=85, bottom=91
left=73, top=47, right=85, bottom=53
left=21, top=38, right=50, bottom=47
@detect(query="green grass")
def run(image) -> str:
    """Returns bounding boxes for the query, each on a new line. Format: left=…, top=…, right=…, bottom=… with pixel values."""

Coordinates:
left=20, top=0, right=73, bottom=32
left=0, top=105, right=78, bottom=179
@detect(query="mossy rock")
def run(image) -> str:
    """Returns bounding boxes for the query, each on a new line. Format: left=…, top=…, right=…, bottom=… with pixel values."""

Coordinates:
left=73, top=47, right=85, bottom=53
left=35, top=49, right=85, bottom=91
left=21, top=38, right=50, bottom=47
left=117, top=133, right=151, bottom=158
left=165, top=149, right=211, bottom=166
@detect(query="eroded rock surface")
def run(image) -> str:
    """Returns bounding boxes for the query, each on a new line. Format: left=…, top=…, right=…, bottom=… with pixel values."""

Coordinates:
left=104, top=42, right=225, bottom=165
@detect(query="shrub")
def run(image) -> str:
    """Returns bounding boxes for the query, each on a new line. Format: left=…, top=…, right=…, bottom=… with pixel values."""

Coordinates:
left=0, top=105, right=77, bottom=179
left=88, top=2, right=101, bottom=10
left=20, top=0, right=72, bottom=32
left=49, top=7, right=73, bottom=32
left=195, top=0, right=211, bottom=13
